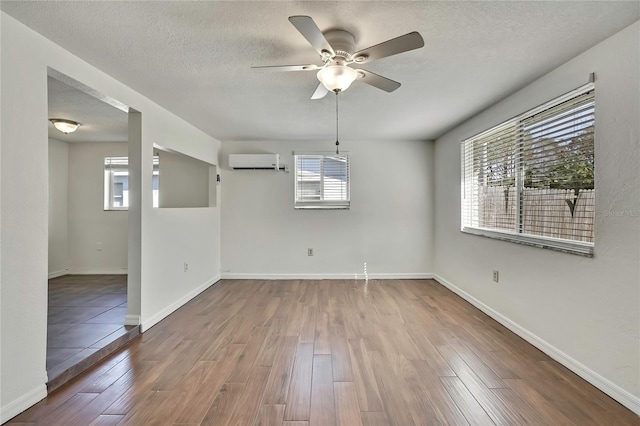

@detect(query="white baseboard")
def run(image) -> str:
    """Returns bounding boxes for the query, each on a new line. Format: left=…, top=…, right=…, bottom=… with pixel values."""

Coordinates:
left=370, top=273, right=434, bottom=280
left=220, top=273, right=434, bottom=280
left=141, top=275, right=221, bottom=332
left=48, top=269, right=68, bottom=279
left=0, top=384, right=47, bottom=424
left=124, top=314, right=140, bottom=326
left=431, top=274, right=640, bottom=416
left=67, top=268, right=128, bottom=275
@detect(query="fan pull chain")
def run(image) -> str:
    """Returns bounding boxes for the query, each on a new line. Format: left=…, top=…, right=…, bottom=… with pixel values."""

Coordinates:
left=335, top=91, right=340, bottom=154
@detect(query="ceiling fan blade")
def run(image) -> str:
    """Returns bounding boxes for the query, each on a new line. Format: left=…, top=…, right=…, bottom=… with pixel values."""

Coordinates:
left=289, top=16, right=335, bottom=57
left=311, top=83, right=329, bottom=100
left=353, top=32, right=424, bottom=63
left=355, top=69, right=401, bottom=92
left=252, top=64, right=319, bottom=72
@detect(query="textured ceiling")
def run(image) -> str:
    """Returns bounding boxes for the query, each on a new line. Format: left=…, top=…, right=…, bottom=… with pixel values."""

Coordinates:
left=48, top=76, right=128, bottom=143
left=4, top=1, right=639, bottom=142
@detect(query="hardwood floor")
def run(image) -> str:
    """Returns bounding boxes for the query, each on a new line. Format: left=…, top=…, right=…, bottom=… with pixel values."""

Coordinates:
left=47, top=275, right=139, bottom=391
left=9, top=279, right=637, bottom=425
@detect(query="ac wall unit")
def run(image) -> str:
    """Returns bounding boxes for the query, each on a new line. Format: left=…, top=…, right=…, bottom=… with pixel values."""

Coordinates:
left=229, top=154, right=280, bottom=170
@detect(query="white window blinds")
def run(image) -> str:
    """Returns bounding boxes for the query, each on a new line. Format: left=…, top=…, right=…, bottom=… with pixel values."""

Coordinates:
left=462, top=86, right=595, bottom=255
left=104, top=156, right=159, bottom=210
left=294, top=153, right=350, bottom=209
left=104, top=156, right=129, bottom=210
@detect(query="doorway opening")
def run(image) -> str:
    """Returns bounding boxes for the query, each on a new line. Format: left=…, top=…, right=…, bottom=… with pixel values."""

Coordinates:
left=46, top=69, right=141, bottom=391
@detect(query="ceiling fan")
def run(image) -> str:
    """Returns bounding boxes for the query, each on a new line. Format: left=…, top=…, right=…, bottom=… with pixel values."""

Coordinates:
left=253, top=16, right=425, bottom=99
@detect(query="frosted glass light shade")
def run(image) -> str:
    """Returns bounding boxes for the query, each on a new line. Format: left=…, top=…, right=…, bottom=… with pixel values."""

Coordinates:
left=317, top=65, right=358, bottom=92
left=50, top=119, right=80, bottom=134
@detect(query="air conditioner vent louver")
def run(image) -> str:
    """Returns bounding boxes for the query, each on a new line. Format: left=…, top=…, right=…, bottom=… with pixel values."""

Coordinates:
left=229, top=154, right=280, bottom=170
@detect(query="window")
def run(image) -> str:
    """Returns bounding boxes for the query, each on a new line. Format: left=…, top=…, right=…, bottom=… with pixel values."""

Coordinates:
left=294, top=153, right=350, bottom=209
left=104, top=156, right=159, bottom=210
left=104, top=157, right=129, bottom=210
left=461, top=84, right=595, bottom=256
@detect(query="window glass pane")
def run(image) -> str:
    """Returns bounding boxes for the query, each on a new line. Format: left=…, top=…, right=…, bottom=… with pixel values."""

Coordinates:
left=521, top=91, right=595, bottom=242
left=300, top=181, right=321, bottom=199
left=112, top=174, right=128, bottom=207
left=523, top=94, right=594, bottom=190
left=323, top=156, right=348, bottom=201
left=470, top=124, right=518, bottom=232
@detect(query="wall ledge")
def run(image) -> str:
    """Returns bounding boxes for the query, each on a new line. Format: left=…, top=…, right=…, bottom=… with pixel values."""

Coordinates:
left=432, top=273, right=640, bottom=415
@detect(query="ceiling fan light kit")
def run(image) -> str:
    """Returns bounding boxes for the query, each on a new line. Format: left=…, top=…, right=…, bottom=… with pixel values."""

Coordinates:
left=253, top=15, right=424, bottom=99
left=317, top=65, right=358, bottom=92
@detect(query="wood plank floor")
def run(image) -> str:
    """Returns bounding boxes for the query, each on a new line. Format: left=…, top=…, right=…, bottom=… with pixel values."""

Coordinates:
left=46, top=275, right=139, bottom=391
left=8, top=279, right=638, bottom=425
left=47, top=276, right=130, bottom=380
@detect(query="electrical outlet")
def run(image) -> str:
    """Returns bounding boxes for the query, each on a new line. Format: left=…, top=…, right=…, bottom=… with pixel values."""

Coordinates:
left=184, top=263, right=189, bottom=272
left=492, top=270, right=499, bottom=283
left=308, top=248, right=313, bottom=256
left=96, top=242, right=103, bottom=252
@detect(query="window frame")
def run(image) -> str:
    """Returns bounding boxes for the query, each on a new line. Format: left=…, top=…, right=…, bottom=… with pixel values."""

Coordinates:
left=104, top=156, right=130, bottom=211
left=461, top=82, right=595, bottom=257
left=294, top=152, right=350, bottom=210
left=104, top=156, right=159, bottom=211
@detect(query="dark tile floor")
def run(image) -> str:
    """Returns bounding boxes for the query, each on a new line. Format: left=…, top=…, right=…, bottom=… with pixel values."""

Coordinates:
left=47, top=275, right=137, bottom=387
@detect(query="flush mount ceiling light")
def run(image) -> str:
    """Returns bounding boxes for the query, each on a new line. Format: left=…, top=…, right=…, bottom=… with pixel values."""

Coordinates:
left=50, top=118, right=80, bottom=134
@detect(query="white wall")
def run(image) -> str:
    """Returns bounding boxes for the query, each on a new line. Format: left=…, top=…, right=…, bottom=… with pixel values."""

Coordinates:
left=141, top=133, right=220, bottom=331
left=48, top=138, right=69, bottom=277
left=48, top=141, right=132, bottom=275
left=68, top=142, right=128, bottom=273
left=433, top=22, right=640, bottom=412
left=221, top=139, right=434, bottom=278
left=0, top=12, right=221, bottom=422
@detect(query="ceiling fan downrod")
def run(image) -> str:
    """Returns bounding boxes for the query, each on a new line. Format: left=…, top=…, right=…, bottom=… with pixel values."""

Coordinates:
left=335, top=91, right=340, bottom=155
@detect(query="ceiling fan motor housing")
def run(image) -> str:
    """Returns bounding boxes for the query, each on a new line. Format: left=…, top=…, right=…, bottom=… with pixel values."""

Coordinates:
left=324, top=29, right=356, bottom=60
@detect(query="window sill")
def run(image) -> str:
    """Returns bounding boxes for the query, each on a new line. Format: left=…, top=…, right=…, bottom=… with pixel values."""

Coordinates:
left=461, top=226, right=594, bottom=257
left=295, top=205, right=350, bottom=210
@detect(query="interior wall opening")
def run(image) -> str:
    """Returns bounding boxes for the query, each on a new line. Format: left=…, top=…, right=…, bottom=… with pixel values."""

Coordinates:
left=46, top=69, right=141, bottom=390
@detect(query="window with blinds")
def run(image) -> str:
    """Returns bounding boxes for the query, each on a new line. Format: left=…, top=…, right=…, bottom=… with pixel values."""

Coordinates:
left=461, top=85, right=595, bottom=256
left=104, top=156, right=130, bottom=210
left=104, top=156, right=159, bottom=210
left=294, top=153, right=350, bottom=209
